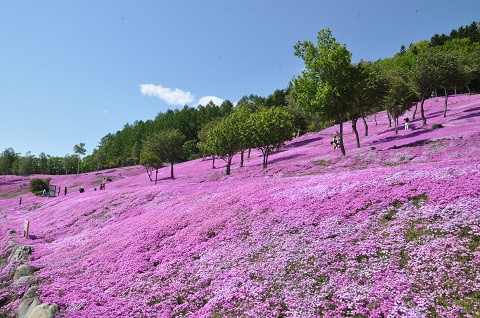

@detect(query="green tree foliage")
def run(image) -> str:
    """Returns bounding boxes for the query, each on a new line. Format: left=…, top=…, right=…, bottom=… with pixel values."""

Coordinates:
left=63, top=154, right=78, bottom=176
left=208, top=114, right=244, bottom=175
left=29, top=177, right=51, bottom=195
left=0, top=148, right=18, bottom=177
left=73, top=142, right=86, bottom=176
left=384, top=76, right=417, bottom=134
left=236, top=94, right=266, bottom=111
left=87, top=101, right=233, bottom=171
left=155, top=129, right=185, bottom=179
left=46, top=156, right=64, bottom=175
left=293, top=28, right=356, bottom=155
left=182, top=140, right=200, bottom=161
left=438, top=38, right=480, bottom=94
left=15, top=152, right=35, bottom=185
left=285, top=93, right=309, bottom=136
left=247, top=107, right=294, bottom=169
left=140, top=134, right=164, bottom=184
left=430, top=51, right=466, bottom=117
left=411, top=48, right=439, bottom=126
left=38, top=152, right=48, bottom=174
left=198, top=117, right=222, bottom=168
left=431, top=21, right=480, bottom=46
left=350, top=62, right=389, bottom=147
left=265, top=89, right=287, bottom=108
left=233, top=109, right=255, bottom=168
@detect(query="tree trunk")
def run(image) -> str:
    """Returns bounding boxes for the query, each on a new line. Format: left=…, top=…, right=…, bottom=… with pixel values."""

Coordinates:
left=412, top=102, right=418, bottom=120
left=212, top=156, right=215, bottom=169
left=154, top=169, right=158, bottom=185
left=170, top=162, right=174, bottom=179
left=420, top=96, right=427, bottom=126
left=374, top=112, right=378, bottom=126
left=240, top=150, right=245, bottom=167
left=248, top=148, right=251, bottom=159
left=466, top=85, right=471, bottom=95
left=387, top=111, right=392, bottom=127
left=226, top=156, right=232, bottom=175
left=443, top=88, right=448, bottom=117
left=144, top=166, right=153, bottom=182
left=351, top=118, right=360, bottom=148
left=394, top=116, right=398, bottom=135
left=339, top=120, right=346, bottom=156
left=362, top=116, right=368, bottom=136
left=77, top=159, right=80, bottom=176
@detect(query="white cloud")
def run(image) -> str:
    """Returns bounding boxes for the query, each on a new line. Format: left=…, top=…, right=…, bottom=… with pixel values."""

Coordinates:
left=140, top=84, right=195, bottom=106
left=198, top=96, right=224, bottom=106
left=95, top=108, right=108, bottom=114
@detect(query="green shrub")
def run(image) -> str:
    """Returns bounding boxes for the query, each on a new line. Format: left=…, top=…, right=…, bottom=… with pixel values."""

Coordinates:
left=29, top=178, right=51, bottom=194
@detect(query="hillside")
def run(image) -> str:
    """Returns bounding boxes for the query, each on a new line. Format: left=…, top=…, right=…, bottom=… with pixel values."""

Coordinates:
left=1, top=94, right=480, bottom=317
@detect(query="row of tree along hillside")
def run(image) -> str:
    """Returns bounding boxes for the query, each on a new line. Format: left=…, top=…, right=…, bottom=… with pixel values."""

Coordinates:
left=80, top=91, right=312, bottom=173
left=0, top=144, right=87, bottom=181
left=1, top=22, right=479, bottom=176
left=139, top=105, right=295, bottom=183
left=292, top=23, right=480, bottom=155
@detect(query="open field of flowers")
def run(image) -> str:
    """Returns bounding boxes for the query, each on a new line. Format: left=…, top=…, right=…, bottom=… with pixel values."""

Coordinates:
left=1, top=94, right=480, bottom=317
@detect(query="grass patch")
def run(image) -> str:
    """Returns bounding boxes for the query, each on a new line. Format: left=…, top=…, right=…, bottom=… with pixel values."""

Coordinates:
left=384, top=210, right=397, bottom=221
left=408, top=194, right=428, bottom=208
left=313, top=159, right=332, bottom=166
left=390, top=199, right=403, bottom=209
left=404, top=221, right=434, bottom=243
left=458, top=291, right=480, bottom=315
left=28, top=203, right=41, bottom=211
left=381, top=162, right=400, bottom=167
left=459, top=226, right=480, bottom=252
left=1, top=189, right=30, bottom=199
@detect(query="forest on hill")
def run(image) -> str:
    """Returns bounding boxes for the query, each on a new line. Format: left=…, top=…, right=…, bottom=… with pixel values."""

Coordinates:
left=1, top=21, right=479, bottom=177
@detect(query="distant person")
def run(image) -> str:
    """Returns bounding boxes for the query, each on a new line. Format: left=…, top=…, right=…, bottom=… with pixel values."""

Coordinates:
left=42, top=189, right=47, bottom=197
left=19, top=197, right=22, bottom=205
left=94, top=187, right=97, bottom=191
left=64, top=187, right=68, bottom=196
left=79, top=187, right=85, bottom=193
left=57, top=187, right=61, bottom=196
left=404, top=117, right=410, bottom=130
left=331, top=135, right=339, bottom=149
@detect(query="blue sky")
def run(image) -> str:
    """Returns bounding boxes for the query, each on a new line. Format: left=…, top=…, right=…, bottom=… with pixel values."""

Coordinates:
left=1, top=0, right=479, bottom=157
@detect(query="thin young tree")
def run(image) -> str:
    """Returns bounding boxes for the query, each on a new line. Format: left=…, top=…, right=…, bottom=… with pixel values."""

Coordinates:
left=140, top=135, right=164, bottom=185
left=73, top=143, right=86, bottom=176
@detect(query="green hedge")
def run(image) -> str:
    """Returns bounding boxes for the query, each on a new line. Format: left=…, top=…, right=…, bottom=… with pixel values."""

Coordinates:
left=30, top=178, right=51, bottom=195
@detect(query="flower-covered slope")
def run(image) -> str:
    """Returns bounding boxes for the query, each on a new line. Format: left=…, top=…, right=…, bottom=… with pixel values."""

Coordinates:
left=1, top=95, right=480, bottom=317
